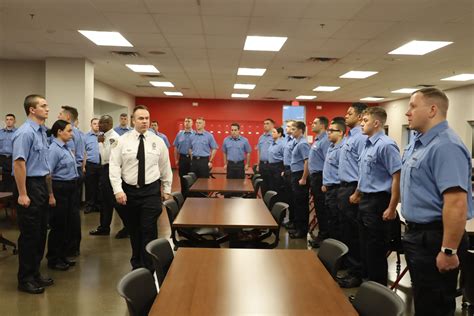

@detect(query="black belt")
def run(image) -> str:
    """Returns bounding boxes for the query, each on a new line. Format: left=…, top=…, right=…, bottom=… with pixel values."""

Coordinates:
left=228, top=160, right=244, bottom=164
left=52, top=179, right=77, bottom=184
left=26, top=176, right=47, bottom=179
left=340, top=181, right=357, bottom=187
left=0, top=154, right=11, bottom=158
left=310, top=171, right=322, bottom=176
left=259, top=161, right=269, bottom=164
left=406, top=221, right=443, bottom=231
left=269, top=161, right=283, bottom=166
left=86, top=161, right=100, bottom=165
left=284, top=165, right=291, bottom=171
left=180, top=154, right=190, bottom=158
left=193, top=156, right=209, bottom=160
left=326, top=184, right=340, bottom=190
left=361, top=191, right=390, bottom=197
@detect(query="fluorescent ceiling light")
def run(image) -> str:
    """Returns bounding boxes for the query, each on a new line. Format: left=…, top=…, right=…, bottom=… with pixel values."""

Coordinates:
left=360, top=97, right=384, bottom=101
left=237, top=68, right=266, bottom=76
left=389, top=40, right=452, bottom=55
left=340, top=71, right=378, bottom=79
left=78, top=30, right=133, bottom=47
left=234, top=83, right=256, bottom=90
left=126, top=64, right=159, bottom=73
left=164, top=91, right=183, bottom=96
left=441, top=73, right=474, bottom=81
left=313, top=86, right=340, bottom=92
left=391, top=88, right=418, bottom=94
left=150, top=81, right=174, bottom=87
left=296, top=95, right=317, bottom=100
left=244, top=36, right=288, bottom=52
left=231, top=93, right=249, bottom=98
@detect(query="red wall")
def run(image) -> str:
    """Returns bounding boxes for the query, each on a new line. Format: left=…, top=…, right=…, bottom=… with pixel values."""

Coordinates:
left=136, top=97, right=355, bottom=167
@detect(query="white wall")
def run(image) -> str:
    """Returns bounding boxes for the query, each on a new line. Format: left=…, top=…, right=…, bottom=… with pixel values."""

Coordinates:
left=382, top=84, right=474, bottom=155
left=0, top=60, right=45, bottom=126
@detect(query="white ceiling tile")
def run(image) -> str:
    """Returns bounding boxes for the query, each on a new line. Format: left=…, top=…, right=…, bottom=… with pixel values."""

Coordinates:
left=153, top=15, right=203, bottom=35
left=202, top=16, right=250, bottom=35
left=165, top=34, right=206, bottom=48
left=205, top=35, right=246, bottom=49
left=104, top=13, right=159, bottom=32
left=200, top=0, right=254, bottom=16
left=331, top=21, right=396, bottom=40
left=91, top=0, right=149, bottom=13
left=144, top=0, right=200, bottom=15
left=253, top=0, right=311, bottom=18
left=248, top=17, right=299, bottom=36
left=303, top=0, right=371, bottom=20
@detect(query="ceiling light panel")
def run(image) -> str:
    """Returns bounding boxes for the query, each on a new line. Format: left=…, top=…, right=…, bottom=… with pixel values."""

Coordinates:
left=237, top=68, right=267, bottom=76
left=78, top=30, right=133, bottom=47
left=243, top=36, right=288, bottom=52
left=340, top=71, right=378, bottom=79
left=388, top=40, right=452, bottom=55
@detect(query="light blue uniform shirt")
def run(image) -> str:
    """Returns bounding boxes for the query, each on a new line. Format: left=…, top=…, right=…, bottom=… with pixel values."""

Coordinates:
left=84, top=131, right=100, bottom=164
left=358, top=131, right=402, bottom=193
left=114, top=126, right=131, bottom=136
left=308, top=132, right=330, bottom=174
left=268, top=138, right=284, bottom=163
left=222, top=136, right=251, bottom=162
left=12, top=119, right=50, bottom=177
left=401, top=121, right=473, bottom=223
left=190, top=130, right=218, bottom=157
left=323, top=141, right=343, bottom=186
left=0, top=127, right=17, bottom=156
left=339, top=125, right=367, bottom=183
left=156, top=132, right=170, bottom=148
left=173, top=130, right=194, bottom=155
left=290, top=136, right=310, bottom=172
left=257, top=132, right=273, bottom=162
left=66, top=127, right=85, bottom=168
left=49, top=138, right=79, bottom=181
left=283, top=136, right=295, bottom=167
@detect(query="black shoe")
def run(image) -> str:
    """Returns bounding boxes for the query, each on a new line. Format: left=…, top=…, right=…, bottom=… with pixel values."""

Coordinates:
left=84, top=208, right=93, bottom=214
left=18, top=282, right=45, bottom=294
left=62, top=258, right=76, bottom=267
left=289, top=230, right=307, bottom=239
left=48, top=262, right=70, bottom=271
left=35, top=276, right=54, bottom=287
left=115, top=228, right=129, bottom=239
left=337, top=275, right=362, bottom=288
left=89, top=228, right=110, bottom=236
left=308, top=239, right=321, bottom=248
left=66, top=250, right=80, bottom=257
left=284, top=222, right=296, bottom=230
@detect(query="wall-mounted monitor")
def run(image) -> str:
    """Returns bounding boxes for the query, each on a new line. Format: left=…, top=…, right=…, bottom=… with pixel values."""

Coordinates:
left=283, top=105, right=306, bottom=123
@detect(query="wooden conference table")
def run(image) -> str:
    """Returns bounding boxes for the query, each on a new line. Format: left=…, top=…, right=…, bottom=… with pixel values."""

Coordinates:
left=210, top=166, right=254, bottom=177
left=189, top=178, right=254, bottom=194
left=149, top=248, right=357, bottom=316
left=173, top=198, right=277, bottom=230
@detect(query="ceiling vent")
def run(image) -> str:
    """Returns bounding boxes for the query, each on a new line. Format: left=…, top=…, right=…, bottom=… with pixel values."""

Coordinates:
left=305, top=57, right=339, bottom=63
left=272, top=88, right=291, bottom=92
left=141, top=74, right=163, bottom=78
left=288, top=75, right=311, bottom=80
left=148, top=50, right=166, bottom=55
left=416, top=84, right=435, bottom=87
left=135, top=85, right=154, bottom=88
left=111, top=51, right=140, bottom=57
left=263, top=97, right=279, bottom=100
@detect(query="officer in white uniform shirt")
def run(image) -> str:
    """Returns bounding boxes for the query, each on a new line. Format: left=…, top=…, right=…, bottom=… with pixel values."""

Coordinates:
left=109, top=105, right=172, bottom=271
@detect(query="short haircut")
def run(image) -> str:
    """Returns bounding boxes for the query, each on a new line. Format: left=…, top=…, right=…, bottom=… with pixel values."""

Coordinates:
left=61, top=105, right=79, bottom=122
left=351, top=102, right=368, bottom=115
left=132, top=105, right=149, bottom=114
left=413, top=87, right=449, bottom=116
left=316, top=116, right=329, bottom=128
left=100, top=115, right=113, bottom=124
left=90, top=118, right=98, bottom=123
left=51, top=119, right=70, bottom=137
left=275, top=126, right=285, bottom=137
left=285, top=119, right=295, bottom=124
left=184, top=116, right=193, bottom=120
left=293, top=121, right=306, bottom=133
left=331, top=117, right=346, bottom=134
left=264, top=118, right=275, bottom=125
left=363, top=106, right=387, bottom=125
left=120, top=113, right=128, bottom=117
left=196, top=117, right=205, bottom=121
left=231, top=122, right=240, bottom=130
left=151, top=120, right=158, bottom=124
left=5, top=113, right=15, bottom=119
left=23, top=94, right=45, bottom=116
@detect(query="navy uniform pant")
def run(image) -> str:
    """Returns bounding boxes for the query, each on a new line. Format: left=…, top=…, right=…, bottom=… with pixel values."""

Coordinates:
left=15, top=177, right=49, bottom=283
left=66, top=167, right=83, bottom=256
left=191, top=156, right=210, bottom=178
left=258, top=161, right=271, bottom=196
left=283, top=167, right=294, bottom=223
left=291, top=171, right=309, bottom=234
left=0, top=154, right=14, bottom=192
left=84, top=162, right=101, bottom=211
left=403, top=223, right=468, bottom=316
left=325, top=184, right=341, bottom=240
left=267, top=162, right=285, bottom=200
left=310, top=172, right=329, bottom=238
left=178, top=154, right=192, bottom=192
left=226, top=161, right=245, bottom=179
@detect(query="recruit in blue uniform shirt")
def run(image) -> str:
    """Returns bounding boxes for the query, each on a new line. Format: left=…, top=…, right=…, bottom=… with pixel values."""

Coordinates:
left=308, top=131, right=330, bottom=174
left=283, top=135, right=295, bottom=167
left=338, top=125, right=367, bottom=183
left=12, top=119, right=50, bottom=177
left=322, top=141, right=343, bottom=186
left=358, top=131, right=402, bottom=193
left=268, top=138, right=284, bottom=163
left=222, top=136, right=251, bottom=162
left=156, top=132, right=170, bottom=148
left=65, top=127, right=85, bottom=168
left=173, top=130, right=194, bottom=155
left=48, top=138, right=80, bottom=181
left=401, top=121, right=473, bottom=223
left=257, top=132, right=273, bottom=162
left=114, top=126, right=131, bottom=136
left=0, top=127, right=17, bottom=156
left=290, top=136, right=310, bottom=172
left=190, top=131, right=218, bottom=157
left=84, top=131, right=100, bottom=164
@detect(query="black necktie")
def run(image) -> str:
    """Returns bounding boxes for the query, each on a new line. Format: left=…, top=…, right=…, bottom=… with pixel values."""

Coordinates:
left=137, top=134, right=145, bottom=187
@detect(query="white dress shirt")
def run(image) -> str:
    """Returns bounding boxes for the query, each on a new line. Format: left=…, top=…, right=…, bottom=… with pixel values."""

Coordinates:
left=99, top=129, right=120, bottom=165
left=109, top=129, right=173, bottom=195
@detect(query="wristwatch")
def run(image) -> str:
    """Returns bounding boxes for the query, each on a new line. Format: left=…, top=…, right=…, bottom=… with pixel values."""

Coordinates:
left=441, top=247, right=457, bottom=256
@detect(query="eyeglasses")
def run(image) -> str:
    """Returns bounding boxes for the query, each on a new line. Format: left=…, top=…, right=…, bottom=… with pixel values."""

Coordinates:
left=327, top=129, right=342, bottom=133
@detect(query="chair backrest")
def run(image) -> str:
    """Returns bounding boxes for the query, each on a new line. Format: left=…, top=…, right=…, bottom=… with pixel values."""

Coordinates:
left=182, top=175, right=194, bottom=194
left=187, top=172, right=197, bottom=182
left=317, top=238, right=349, bottom=278
left=268, top=202, right=288, bottom=248
left=352, top=281, right=405, bottom=316
left=170, top=192, right=185, bottom=209
left=117, top=268, right=157, bottom=316
left=252, top=173, right=261, bottom=182
left=263, top=190, right=278, bottom=209
left=145, top=238, right=174, bottom=287
left=252, top=164, right=258, bottom=173
left=462, top=250, right=474, bottom=304
left=253, top=178, right=263, bottom=196
left=163, top=199, right=179, bottom=239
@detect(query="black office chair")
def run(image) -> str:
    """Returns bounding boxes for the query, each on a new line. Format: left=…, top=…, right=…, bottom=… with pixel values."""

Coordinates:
left=145, top=238, right=174, bottom=287
left=318, top=238, right=349, bottom=279
left=352, top=281, right=405, bottom=316
left=263, top=190, right=278, bottom=210
left=244, top=178, right=263, bottom=198
left=183, top=175, right=205, bottom=198
left=117, top=268, right=157, bottom=316
left=251, top=173, right=261, bottom=182
left=461, top=250, right=474, bottom=313
left=187, top=172, right=197, bottom=183
left=170, top=191, right=185, bottom=210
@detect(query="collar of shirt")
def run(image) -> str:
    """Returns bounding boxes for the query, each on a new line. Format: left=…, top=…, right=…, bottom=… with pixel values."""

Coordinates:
left=26, top=118, right=42, bottom=132
left=262, top=132, right=272, bottom=137
left=316, top=131, right=327, bottom=141
left=52, top=137, right=67, bottom=148
left=294, top=135, right=306, bottom=144
left=287, top=135, right=293, bottom=141
left=131, top=129, right=150, bottom=139
left=367, top=130, right=384, bottom=145
left=2, top=127, right=16, bottom=132
left=230, top=136, right=241, bottom=141
left=417, top=120, right=448, bottom=147
left=87, top=131, right=99, bottom=136
left=104, top=129, right=114, bottom=137
left=349, top=125, right=362, bottom=137
left=196, top=130, right=207, bottom=135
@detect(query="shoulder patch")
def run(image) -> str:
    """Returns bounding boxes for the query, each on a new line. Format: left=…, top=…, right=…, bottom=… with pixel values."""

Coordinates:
left=110, top=138, right=118, bottom=148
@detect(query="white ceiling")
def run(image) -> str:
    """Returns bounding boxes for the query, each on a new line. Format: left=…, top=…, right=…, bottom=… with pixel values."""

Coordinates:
left=0, top=0, right=473, bottom=102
